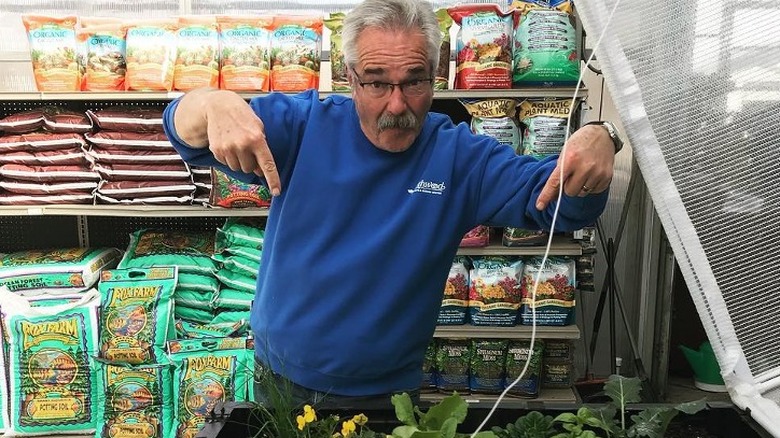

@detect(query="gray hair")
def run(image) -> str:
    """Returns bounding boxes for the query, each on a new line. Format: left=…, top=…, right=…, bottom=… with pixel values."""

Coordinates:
left=342, top=0, right=441, bottom=75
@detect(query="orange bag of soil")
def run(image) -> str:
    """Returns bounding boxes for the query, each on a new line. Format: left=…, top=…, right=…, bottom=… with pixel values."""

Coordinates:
left=269, top=15, right=322, bottom=92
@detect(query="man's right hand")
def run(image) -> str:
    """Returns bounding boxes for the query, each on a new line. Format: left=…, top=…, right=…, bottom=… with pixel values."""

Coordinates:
left=175, top=88, right=281, bottom=196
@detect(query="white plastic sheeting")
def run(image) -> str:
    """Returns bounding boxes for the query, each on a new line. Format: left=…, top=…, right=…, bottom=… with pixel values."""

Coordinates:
left=576, top=0, right=780, bottom=436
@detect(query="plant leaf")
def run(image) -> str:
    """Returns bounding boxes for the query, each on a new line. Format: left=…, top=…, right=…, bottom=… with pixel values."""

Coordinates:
left=518, top=411, right=556, bottom=436
left=604, top=375, right=643, bottom=407
left=553, top=412, right=578, bottom=424
left=419, top=392, right=468, bottom=430
left=627, top=408, right=674, bottom=438
left=675, top=398, right=707, bottom=415
left=392, top=393, right=419, bottom=427
left=591, top=406, right=619, bottom=436
left=440, top=417, right=459, bottom=438
left=392, top=425, right=420, bottom=438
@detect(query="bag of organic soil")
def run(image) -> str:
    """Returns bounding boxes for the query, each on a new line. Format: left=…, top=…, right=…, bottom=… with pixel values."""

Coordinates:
left=511, top=0, right=579, bottom=86
left=167, top=337, right=253, bottom=438
left=468, top=256, right=523, bottom=326
left=98, top=267, right=177, bottom=365
left=438, top=256, right=469, bottom=325
left=519, top=256, right=576, bottom=326
left=0, top=287, right=100, bottom=435
left=94, top=359, right=173, bottom=438
left=449, top=4, right=512, bottom=89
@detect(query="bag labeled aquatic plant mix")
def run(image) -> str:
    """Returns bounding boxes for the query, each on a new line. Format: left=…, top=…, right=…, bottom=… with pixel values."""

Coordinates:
left=510, top=0, right=579, bottom=86
left=0, top=287, right=100, bottom=435
left=518, top=97, right=575, bottom=158
left=519, top=256, right=576, bottom=326
left=461, top=98, right=522, bottom=152
left=0, top=247, right=121, bottom=296
left=94, top=359, right=173, bottom=438
left=98, top=267, right=177, bottom=365
left=468, top=256, right=523, bottom=326
left=167, top=337, right=253, bottom=438
left=437, top=256, right=469, bottom=325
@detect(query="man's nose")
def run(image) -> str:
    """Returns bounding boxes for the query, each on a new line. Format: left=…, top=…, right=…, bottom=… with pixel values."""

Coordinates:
left=385, top=85, right=408, bottom=114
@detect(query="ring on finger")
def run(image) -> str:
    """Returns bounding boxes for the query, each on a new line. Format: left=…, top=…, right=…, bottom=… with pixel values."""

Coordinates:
left=581, top=185, right=592, bottom=193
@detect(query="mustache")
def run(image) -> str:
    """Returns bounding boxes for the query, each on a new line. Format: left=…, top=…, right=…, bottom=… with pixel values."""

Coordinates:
left=377, top=112, right=419, bottom=131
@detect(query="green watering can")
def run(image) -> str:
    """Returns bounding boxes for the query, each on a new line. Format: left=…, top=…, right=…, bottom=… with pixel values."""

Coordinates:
left=679, top=341, right=727, bottom=392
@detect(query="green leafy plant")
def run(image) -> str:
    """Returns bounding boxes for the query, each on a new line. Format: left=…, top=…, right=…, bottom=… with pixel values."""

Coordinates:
left=390, top=392, right=496, bottom=438
left=490, top=375, right=707, bottom=438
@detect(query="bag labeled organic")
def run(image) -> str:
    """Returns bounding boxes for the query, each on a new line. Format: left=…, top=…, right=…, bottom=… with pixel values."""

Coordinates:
left=217, top=16, right=272, bottom=92
left=167, top=337, right=253, bottom=438
left=511, top=0, right=579, bottom=86
left=437, top=256, right=469, bottom=325
left=94, top=360, right=173, bottom=438
left=0, top=287, right=100, bottom=435
left=98, top=267, right=177, bottom=364
left=468, top=256, right=523, bottom=326
left=519, top=256, right=576, bottom=325
left=124, top=19, right=177, bottom=91
left=22, top=15, right=80, bottom=91
left=173, top=16, right=220, bottom=91
left=269, top=15, right=322, bottom=91
left=77, top=25, right=127, bottom=91
left=449, top=4, right=512, bottom=89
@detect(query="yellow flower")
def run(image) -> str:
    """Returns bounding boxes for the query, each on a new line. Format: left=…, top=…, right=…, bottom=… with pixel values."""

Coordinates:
left=352, top=414, right=368, bottom=426
left=296, top=415, right=306, bottom=431
left=303, top=405, right=317, bottom=423
left=341, top=419, right=356, bottom=436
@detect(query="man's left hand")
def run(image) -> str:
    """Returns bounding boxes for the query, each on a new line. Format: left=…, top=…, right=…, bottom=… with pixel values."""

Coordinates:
left=535, top=123, right=616, bottom=210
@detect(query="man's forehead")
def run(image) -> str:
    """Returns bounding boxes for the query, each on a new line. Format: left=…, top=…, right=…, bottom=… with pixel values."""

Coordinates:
left=361, top=65, right=428, bottom=76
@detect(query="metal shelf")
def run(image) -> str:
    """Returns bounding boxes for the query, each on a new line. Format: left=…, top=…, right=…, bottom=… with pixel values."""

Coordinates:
left=0, top=88, right=587, bottom=101
left=457, top=236, right=582, bottom=256
left=421, top=387, right=578, bottom=409
left=0, top=205, right=269, bottom=217
left=434, top=324, right=580, bottom=340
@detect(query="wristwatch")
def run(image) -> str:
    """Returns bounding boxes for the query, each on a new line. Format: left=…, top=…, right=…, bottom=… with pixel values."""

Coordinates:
left=586, top=121, right=624, bottom=154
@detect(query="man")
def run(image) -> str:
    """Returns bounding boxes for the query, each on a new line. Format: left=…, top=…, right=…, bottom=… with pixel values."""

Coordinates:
left=163, top=0, right=618, bottom=409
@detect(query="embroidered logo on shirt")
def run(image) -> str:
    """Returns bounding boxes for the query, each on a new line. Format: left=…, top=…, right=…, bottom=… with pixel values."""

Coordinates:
left=407, top=180, right=446, bottom=195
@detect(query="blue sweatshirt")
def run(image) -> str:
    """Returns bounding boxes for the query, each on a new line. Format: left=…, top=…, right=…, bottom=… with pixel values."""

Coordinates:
left=163, top=90, right=607, bottom=396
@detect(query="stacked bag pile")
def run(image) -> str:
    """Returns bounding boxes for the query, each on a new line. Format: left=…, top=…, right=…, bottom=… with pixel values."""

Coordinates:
left=189, top=165, right=213, bottom=206
left=0, top=245, right=121, bottom=435
left=210, top=218, right=263, bottom=324
left=85, top=107, right=196, bottom=205
left=0, top=107, right=100, bottom=205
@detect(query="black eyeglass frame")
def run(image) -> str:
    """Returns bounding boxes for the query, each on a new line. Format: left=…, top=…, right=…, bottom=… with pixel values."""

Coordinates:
left=349, top=67, right=434, bottom=96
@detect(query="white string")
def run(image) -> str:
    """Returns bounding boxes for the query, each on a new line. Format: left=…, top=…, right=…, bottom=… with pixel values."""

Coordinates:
left=469, top=0, right=622, bottom=435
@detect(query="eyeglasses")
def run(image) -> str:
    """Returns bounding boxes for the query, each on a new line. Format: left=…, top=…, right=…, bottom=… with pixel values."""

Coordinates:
left=351, top=68, right=433, bottom=98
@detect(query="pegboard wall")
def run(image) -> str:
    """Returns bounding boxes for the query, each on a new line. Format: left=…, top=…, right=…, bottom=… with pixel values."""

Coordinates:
left=0, top=215, right=80, bottom=252
left=0, top=99, right=171, bottom=118
left=86, top=216, right=253, bottom=249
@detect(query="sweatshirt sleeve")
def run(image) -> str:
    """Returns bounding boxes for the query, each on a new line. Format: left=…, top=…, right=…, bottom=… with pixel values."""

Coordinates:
left=162, top=90, right=315, bottom=185
left=473, top=138, right=608, bottom=232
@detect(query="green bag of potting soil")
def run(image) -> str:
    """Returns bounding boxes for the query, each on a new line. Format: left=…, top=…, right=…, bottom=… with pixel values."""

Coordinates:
left=98, top=267, right=177, bottom=365
left=119, top=230, right=217, bottom=275
left=218, top=246, right=262, bottom=264
left=174, top=319, right=246, bottom=339
left=211, top=253, right=260, bottom=279
left=174, top=304, right=214, bottom=324
left=215, top=218, right=264, bottom=251
left=211, top=288, right=254, bottom=311
left=177, top=273, right=219, bottom=294
left=167, top=337, right=254, bottom=438
left=210, top=310, right=250, bottom=326
left=94, top=359, right=173, bottom=438
left=215, top=268, right=256, bottom=294
left=173, top=288, right=215, bottom=311
left=0, top=287, right=100, bottom=436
